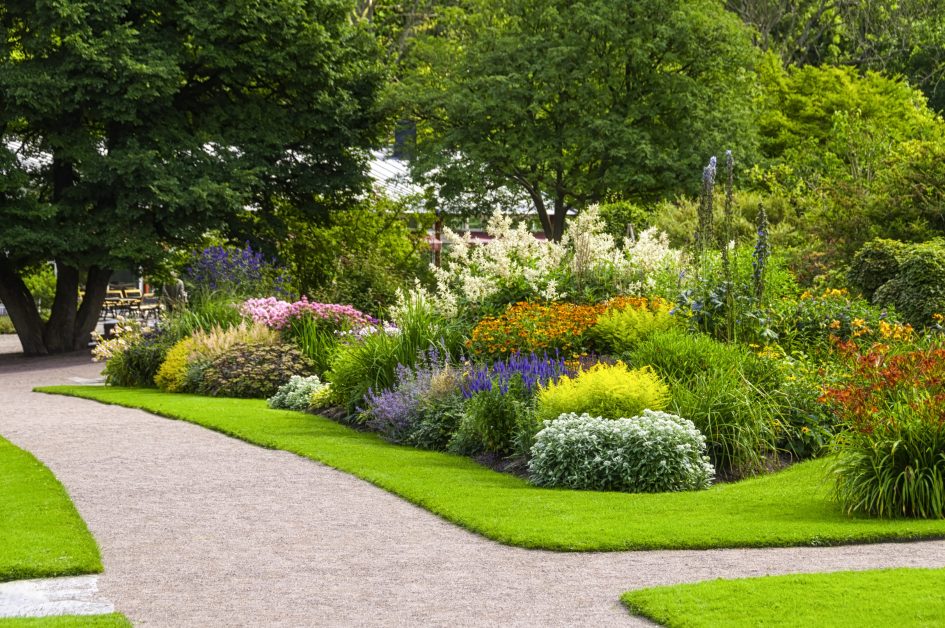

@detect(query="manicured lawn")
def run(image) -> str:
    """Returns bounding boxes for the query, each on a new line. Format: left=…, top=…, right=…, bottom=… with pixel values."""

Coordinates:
left=0, top=436, right=101, bottom=582
left=622, top=568, right=945, bottom=627
left=0, top=615, right=131, bottom=628
left=41, top=386, right=945, bottom=551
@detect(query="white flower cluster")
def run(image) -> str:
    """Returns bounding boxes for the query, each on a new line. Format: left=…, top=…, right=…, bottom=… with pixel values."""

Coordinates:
left=424, top=206, right=682, bottom=316
left=528, top=410, right=715, bottom=493
left=430, top=209, right=566, bottom=316
left=267, top=375, right=329, bottom=412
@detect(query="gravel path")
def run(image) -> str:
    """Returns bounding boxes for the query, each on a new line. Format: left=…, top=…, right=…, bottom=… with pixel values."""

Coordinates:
left=1, top=339, right=944, bottom=627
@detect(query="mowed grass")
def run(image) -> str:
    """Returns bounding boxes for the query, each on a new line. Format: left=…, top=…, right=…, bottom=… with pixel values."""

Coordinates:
left=0, top=436, right=102, bottom=582
left=0, top=615, right=131, bottom=628
left=622, top=568, right=945, bottom=627
left=41, top=386, right=945, bottom=551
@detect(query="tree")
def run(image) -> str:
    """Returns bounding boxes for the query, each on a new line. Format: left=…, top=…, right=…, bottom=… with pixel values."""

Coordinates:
left=0, top=0, right=383, bottom=355
left=727, top=0, right=945, bottom=111
left=393, top=0, right=759, bottom=240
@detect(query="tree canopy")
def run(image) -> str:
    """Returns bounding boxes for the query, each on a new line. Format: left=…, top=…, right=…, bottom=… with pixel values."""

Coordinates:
left=0, top=0, right=383, bottom=354
left=393, top=0, right=760, bottom=240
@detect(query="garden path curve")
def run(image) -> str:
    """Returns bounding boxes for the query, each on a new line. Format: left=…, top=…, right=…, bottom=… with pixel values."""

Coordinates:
left=2, top=337, right=945, bottom=627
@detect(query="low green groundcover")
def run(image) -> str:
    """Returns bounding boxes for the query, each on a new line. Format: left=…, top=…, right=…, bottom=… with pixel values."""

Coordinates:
left=622, top=568, right=945, bottom=627
left=41, top=386, right=945, bottom=551
left=0, top=436, right=101, bottom=581
left=0, top=615, right=131, bottom=628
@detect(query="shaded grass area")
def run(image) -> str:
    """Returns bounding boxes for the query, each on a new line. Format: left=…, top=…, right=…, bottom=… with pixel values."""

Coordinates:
left=0, top=615, right=131, bottom=628
left=622, top=568, right=945, bottom=627
left=40, top=386, right=945, bottom=551
left=0, top=436, right=102, bottom=582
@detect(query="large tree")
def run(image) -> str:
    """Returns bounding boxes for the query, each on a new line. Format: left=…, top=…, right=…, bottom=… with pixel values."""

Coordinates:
left=393, top=0, right=759, bottom=240
left=0, top=0, right=382, bottom=355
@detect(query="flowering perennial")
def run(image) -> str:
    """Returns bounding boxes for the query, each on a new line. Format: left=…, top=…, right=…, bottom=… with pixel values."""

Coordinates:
left=241, top=296, right=376, bottom=331
left=462, top=352, right=575, bottom=398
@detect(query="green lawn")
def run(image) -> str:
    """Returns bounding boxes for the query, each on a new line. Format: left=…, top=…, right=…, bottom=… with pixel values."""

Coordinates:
left=0, top=436, right=102, bottom=582
left=40, top=386, right=945, bottom=551
left=0, top=615, right=131, bottom=628
left=622, top=568, right=945, bottom=627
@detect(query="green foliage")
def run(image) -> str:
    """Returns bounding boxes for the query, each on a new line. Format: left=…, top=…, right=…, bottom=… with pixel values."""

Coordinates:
left=407, top=393, right=467, bottom=452
left=753, top=61, right=945, bottom=265
left=772, top=288, right=893, bottom=355
left=0, top=0, right=383, bottom=354
left=535, top=362, right=669, bottom=424
left=596, top=201, right=652, bottom=242
left=832, top=417, right=945, bottom=519
left=528, top=411, right=714, bottom=492
left=629, top=329, right=780, bottom=476
left=873, top=240, right=945, bottom=326
left=327, top=297, right=463, bottom=410
left=458, top=380, right=533, bottom=456
left=154, top=337, right=196, bottom=392
left=848, top=239, right=908, bottom=301
left=282, top=314, right=342, bottom=376
left=590, top=302, right=675, bottom=354
left=22, top=265, right=57, bottom=317
left=0, top=316, right=13, bottom=334
left=397, top=0, right=759, bottom=238
left=277, top=194, right=433, bottom=317
left=199, top=343, right=315, bottom=399
left=160, top=294, right=245, bottom=338
left=102, top=330, right=177, bottom=388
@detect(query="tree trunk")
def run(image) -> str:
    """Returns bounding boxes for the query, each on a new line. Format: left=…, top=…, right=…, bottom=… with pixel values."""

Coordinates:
left=74, top=266, right=111, bottom=351
left=0, top=262, right=112, bottom=356
left=42, top=264, right=80, bottom=353
left=0, top=262, right=47, bottom=355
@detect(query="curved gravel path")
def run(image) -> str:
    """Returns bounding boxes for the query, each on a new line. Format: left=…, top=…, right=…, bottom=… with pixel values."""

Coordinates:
left=1, top=337, right=945, bottom=627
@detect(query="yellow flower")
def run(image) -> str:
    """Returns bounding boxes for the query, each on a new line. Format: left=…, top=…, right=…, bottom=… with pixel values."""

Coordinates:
left=829, top=319, right=841, bottom=330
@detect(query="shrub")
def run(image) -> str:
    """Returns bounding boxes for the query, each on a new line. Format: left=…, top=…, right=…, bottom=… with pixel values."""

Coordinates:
left=190, top=322, right=279, bottom=360
left=267, top=375, right=329, bottom=411
left=535, top=362, right=669, bottom=423
left=362, top=355, right=463, bottom=443
left=327, top=292, right=463, bottom=410
left=160, top=293, right=247, bottom=338
left=528, top=411, right=715, bottom=492
left=873, top=240, right=945, bottom=327
left=199, top=342, right=315, bottom=398
left=0, top=316, right=14, bottom=334
left=155, top=337, right=197, bottom=392
left=831, top=414, right=945, bottom=519
left=406, top=393, right=467, bottom=451
left=589, top=297, right=675, bottom=354
left=773, top=288, right=901, bottom=354
left=467, top=301, right=604, bottom=360
left=847, top=238, right=907, bottom=301
left=97, top=323, right=177, bottom=388
left=819, top=343, right=945, bottom=518
left=458, top=379, right=534, bottom=456
left=629, top=329, right=780, bottom=476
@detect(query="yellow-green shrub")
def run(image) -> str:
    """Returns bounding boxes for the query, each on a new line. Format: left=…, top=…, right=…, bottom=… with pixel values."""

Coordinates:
left=590, top=301, right=676, bottom=354
left=535, top=362, right=669, bottom=422
left=155, top=337, right=197, bottom=392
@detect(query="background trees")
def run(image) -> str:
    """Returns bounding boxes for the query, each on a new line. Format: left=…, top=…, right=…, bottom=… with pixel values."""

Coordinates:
left=393, top=0, right=760, bottom=240
left=0, top=0, right=383, bottom=354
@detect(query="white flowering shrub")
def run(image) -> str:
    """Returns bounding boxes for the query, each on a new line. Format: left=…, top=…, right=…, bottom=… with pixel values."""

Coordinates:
left=427, top=206, right=683, bottom=316
left=431, top=209, right=566, bottom=316
left=267, top=375, right=329, bottom=411
left=528, top=410, right=715, bottom=493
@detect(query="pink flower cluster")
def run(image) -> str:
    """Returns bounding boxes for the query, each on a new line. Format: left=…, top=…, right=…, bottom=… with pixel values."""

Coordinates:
left=241, top=297, right=376, bottom=331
